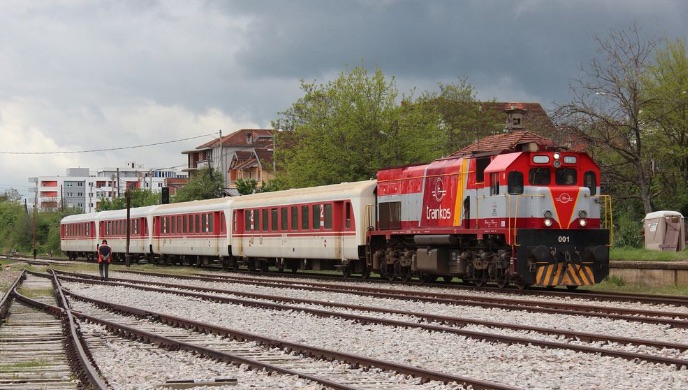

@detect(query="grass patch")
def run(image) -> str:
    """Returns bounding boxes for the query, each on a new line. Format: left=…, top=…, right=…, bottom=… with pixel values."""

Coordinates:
left=611, top=247, right=688, bottom=262
left=0, top=360, right=50, bottom=370
left=15, top=287, right=54, bottom=298
left=588, top=280, right=688, bottom=296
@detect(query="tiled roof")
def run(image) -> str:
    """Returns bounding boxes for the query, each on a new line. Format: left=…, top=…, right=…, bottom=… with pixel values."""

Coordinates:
left=450, top=130, right=556, bottom=157
left=196, top=129, right=274, bottom=149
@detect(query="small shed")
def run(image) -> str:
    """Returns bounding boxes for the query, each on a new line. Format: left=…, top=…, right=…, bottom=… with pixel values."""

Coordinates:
left=644, top=211, right=685, bottom=252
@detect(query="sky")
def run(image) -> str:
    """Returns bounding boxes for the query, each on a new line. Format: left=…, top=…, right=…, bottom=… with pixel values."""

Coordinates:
left=1, top=0, right=687, bottom=201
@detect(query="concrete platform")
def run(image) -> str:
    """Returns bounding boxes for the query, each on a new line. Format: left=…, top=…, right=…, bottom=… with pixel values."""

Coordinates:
left=609, top=261, right=688, bottom=287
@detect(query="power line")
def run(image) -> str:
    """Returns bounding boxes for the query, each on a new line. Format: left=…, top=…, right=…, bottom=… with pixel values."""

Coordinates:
left=0, top=132, right=215, bottom=155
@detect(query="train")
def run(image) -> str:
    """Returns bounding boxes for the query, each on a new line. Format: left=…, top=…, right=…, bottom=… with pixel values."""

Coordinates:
left=61, top=130, right=612, bottom=289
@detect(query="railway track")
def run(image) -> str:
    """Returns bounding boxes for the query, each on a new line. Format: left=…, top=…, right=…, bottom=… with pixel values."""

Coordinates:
left=69, top=299, right=510, bottom=389
left=58, top=270, right=688, bottom=369
left=0, top=271, right=106, bottom=389
left=113, top=269, right=688, bottom=328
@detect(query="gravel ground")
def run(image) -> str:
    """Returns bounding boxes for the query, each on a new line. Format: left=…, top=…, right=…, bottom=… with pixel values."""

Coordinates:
left=64, top=272, right=688, bottom=390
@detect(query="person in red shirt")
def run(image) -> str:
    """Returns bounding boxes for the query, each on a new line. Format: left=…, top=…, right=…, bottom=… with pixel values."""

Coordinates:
left=98, top=239, right=112, bottom=281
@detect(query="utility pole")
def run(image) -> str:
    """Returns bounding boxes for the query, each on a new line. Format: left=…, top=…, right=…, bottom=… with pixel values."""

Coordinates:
left=219, top=129, right=224, bottom=190
left=125, top=189, right=131, bottom=267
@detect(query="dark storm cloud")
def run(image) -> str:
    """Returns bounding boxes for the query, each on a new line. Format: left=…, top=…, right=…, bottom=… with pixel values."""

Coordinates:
left=2, top=0, right=687, bottom=198
left=226, top=0, right=688, bottom=106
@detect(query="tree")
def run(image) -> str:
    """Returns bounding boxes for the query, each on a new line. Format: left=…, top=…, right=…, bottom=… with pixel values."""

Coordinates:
left=234, top=178, right=281, bottom=195
left=554, top=22, right=660, bottom=215
left=98, top=188, right=160, bottom=210
left=0, top=189, right=22, bottom=203
left=174, top=167, right=225, bottom=202
left=642, top=38, right=688, bottom=215
left=273, top=64, right=444, bottom=188
left=416, top=78, right=500, bottom=155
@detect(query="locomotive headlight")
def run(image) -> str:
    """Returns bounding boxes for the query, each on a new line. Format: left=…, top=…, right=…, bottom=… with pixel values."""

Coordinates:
left=544, top=218, right=553, bottom=227
left=578, top=210, right=588, bottom=227
left=553, top=152, right=561, bottom=160
left=544, top=210, right=553, bottom=219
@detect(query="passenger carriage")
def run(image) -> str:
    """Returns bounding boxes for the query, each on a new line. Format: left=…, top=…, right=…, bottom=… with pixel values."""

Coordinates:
left=97, top=205, right=158, bottom=263
left=228, top=181, right=377, bottom=273
left=61, top=212, right=99, bottom=260
left=151, top=198, right=233, bottom=265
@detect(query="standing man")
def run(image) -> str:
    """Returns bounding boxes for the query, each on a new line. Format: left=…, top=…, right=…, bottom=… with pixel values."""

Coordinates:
left=98, top=239, right=111, bottom=281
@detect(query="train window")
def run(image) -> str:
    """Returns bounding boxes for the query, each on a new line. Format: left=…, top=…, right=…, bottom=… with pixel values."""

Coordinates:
left=345, top=202, right=351, bottom=229
left=508, top=171, right=524, bottom=194
left=183, top=216, right=188, bottom=233
left=162, top=218, right=167, bottom=234
left=206, top=213, right=212, bottom=232
left=177, top=216, right=182, bottom=234
left=243, top=211, right=250, bottom=231
left=324, top=204, right=332, bottom=229
left=475, top=157, right=490, bottom=183
left=171, top=216, right=176, bottom=233
left=195, top=214, right=200, bottom=233
left=271, top=208, right=278, bottom=231
left=378, top=202, right=401, bottom=230
left=253, top=209, right=260, bottom=231
left=529, top=167, right=551, bottom=185
left=312, top=204, right=320, bottom=229
left=584, top=171, right=597, bottom=196
left=490, top=173, right=499, bottom=195
left=291, top=206, right=298, bottom=230
left=281, top=207, right=288, bottom=231
left=555, top=168, right=577, bottom=185
left=262, top=209, right=269, bottom=231
left=301, top=206, right=309, bottom=230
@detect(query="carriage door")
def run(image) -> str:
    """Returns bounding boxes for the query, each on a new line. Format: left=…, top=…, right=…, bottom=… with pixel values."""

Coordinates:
left=332, top=201, right=346, bottom=260
left=233, top=209, right=244, bottom=256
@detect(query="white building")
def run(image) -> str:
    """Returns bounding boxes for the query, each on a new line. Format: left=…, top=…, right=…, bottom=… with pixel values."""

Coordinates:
left=28, top=162, right=186, bottom=213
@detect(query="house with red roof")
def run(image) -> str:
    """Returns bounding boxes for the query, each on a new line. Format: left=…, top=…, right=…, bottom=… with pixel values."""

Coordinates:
left=182, top=129, right=275, bottom=195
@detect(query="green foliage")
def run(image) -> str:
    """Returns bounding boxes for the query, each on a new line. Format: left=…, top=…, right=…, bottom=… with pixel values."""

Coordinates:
left=606, top=275, right=626, bottom=287
left=613, top=209, right=644, bottom=248
left=98, top=188, right=161, bottom=210
left=235, top=178, right=259, bottom=195
left=611, top=246, right=688, bottom=261
left=0, top=200, right=74, bottom=255
left=416, top=77, right=499, bottom=155
left=642, top=37, right=688, bottom=215
left=273, top=64, right=445, bottom=188
left=0, top=189, right=22, bottom=203
left=174, top=167, right=225, bottom=202
left=236, top=178, right=282, bottom=195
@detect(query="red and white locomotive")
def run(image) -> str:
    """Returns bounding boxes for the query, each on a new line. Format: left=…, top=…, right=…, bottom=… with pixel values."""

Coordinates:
left=61, top=130, right=611, bottom=289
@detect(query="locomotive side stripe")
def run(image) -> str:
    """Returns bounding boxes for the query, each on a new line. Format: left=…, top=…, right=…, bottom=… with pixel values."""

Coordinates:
left=453, top=158, right=469, bottom=226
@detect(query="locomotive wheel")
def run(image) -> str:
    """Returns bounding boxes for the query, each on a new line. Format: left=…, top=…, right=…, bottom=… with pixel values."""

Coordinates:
left=387, top=262, right=399, bottom=282
left=342, top=264, right=351, bottom=279
left=420, top=274, right=437, bottom=283
left=399, top=266, right=412, bottom=283
left=515, top=281, right=530, bottom=290
left=491, top=265, right=509, bottom=289
left=474, top=270, right=486, bottom=287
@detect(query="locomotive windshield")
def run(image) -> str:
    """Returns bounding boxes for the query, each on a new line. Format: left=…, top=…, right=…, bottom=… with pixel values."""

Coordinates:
left=555, top=168, right=577, bottom=185
left=529, top=167, right=550, bottom=185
